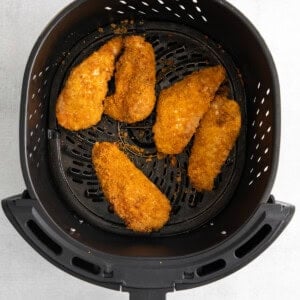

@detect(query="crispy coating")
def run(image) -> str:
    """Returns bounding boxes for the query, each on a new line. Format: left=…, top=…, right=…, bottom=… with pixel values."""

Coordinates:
left=153, top=66, right=226, bottom=154
left=56, top=37, right=123, bottom=131
left=188, top=96, right=241, bottom=191
left=92, top=142, right=171, bottom=232
left=104, top=35, right=156, bottom=123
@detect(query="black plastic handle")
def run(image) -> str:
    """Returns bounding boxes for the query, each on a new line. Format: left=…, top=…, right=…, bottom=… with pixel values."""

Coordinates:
left=2, top=192, right=295, bottom=300
left=127, top=289, right=169, bottom=300
left=174, top=196, right=295, bottom=292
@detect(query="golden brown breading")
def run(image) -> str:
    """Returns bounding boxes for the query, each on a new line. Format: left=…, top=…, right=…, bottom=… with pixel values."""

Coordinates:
left=92, top=142, right=171, bottom=233
left=56, top=37, right=123, bottom=131
left=104, top=35, right=156, bottom=123
left=153, top=66, right=226, bottom=155
left=188, top=95, right=241, bottom=191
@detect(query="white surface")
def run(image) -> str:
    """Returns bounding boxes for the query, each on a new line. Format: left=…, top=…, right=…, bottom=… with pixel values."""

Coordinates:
left=0, top=0, right=299, bottom=299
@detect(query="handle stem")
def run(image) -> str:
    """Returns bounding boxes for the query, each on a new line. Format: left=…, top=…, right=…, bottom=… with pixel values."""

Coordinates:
left=129, top=289, right=167, bottom=300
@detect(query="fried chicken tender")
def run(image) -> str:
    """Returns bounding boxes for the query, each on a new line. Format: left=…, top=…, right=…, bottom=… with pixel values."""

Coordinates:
left=56, top=37, right=123, bottom=131
left=153, top=66, right=226, bottom=154
left=92, top=142, right=171, bottom=232
left=104, top=35, right=156, bottom=123
left=188, top=95, right=241, bottom=191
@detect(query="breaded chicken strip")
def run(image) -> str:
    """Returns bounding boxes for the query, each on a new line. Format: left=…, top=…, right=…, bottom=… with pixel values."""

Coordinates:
left=188, top=96, right=241, bottom=191
left=56, top=37, right=123, bottom=131
left=153, top=66, right=226, bottom=154
left=92, top=142, right=171, bottom=232
left=104, top=36, right=156, bottom=123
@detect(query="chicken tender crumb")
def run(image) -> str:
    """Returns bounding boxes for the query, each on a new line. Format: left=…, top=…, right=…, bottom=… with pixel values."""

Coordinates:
left=104, top=35, right=156, bottom=123
left=188, top=95, right=241, bottom=191
left=92, top=142, right=171, bottom=232
left=56, top=37, right=123, bottom=131
left=153, top=66, right=226, bottom=154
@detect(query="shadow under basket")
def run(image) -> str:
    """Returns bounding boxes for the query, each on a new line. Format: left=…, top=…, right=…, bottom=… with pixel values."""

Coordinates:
left=2, top=0, right=294, bottom=299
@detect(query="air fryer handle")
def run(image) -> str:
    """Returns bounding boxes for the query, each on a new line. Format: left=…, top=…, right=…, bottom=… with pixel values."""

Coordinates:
left=2, top=193, right=295, bottom=300
left=174, top=196, right=295, bottom=293
left=2, top=192, right=171, bottom=300
left=128, top=289, right=169, bottom=300
left=225, top=196, right=295, bottom=264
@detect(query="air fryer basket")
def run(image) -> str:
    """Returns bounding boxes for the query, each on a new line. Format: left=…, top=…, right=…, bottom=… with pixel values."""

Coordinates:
left=2, top=0, right=294, bottom=299
left=51, top=20, right=247, bottom=237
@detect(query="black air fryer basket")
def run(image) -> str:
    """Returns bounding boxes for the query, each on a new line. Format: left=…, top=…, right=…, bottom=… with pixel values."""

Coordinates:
left=2, top=0, right=295, bottom=299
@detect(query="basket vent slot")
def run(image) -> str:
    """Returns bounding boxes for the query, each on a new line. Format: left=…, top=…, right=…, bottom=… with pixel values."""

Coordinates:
left=27, top=220, right=62, bottom=255
left=72, top=257, right=101, bottom=275
left=235, top=224, right=272, bottom=258
left=197, top=259, right=226, bottom=276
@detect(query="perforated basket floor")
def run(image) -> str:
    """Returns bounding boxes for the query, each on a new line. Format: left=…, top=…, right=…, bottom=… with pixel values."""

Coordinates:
left=48, top=21, right=246, bottom=236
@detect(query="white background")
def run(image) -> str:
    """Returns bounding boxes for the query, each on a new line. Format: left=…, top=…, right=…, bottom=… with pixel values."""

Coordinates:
left=0, top=0, right=299, bottom=299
